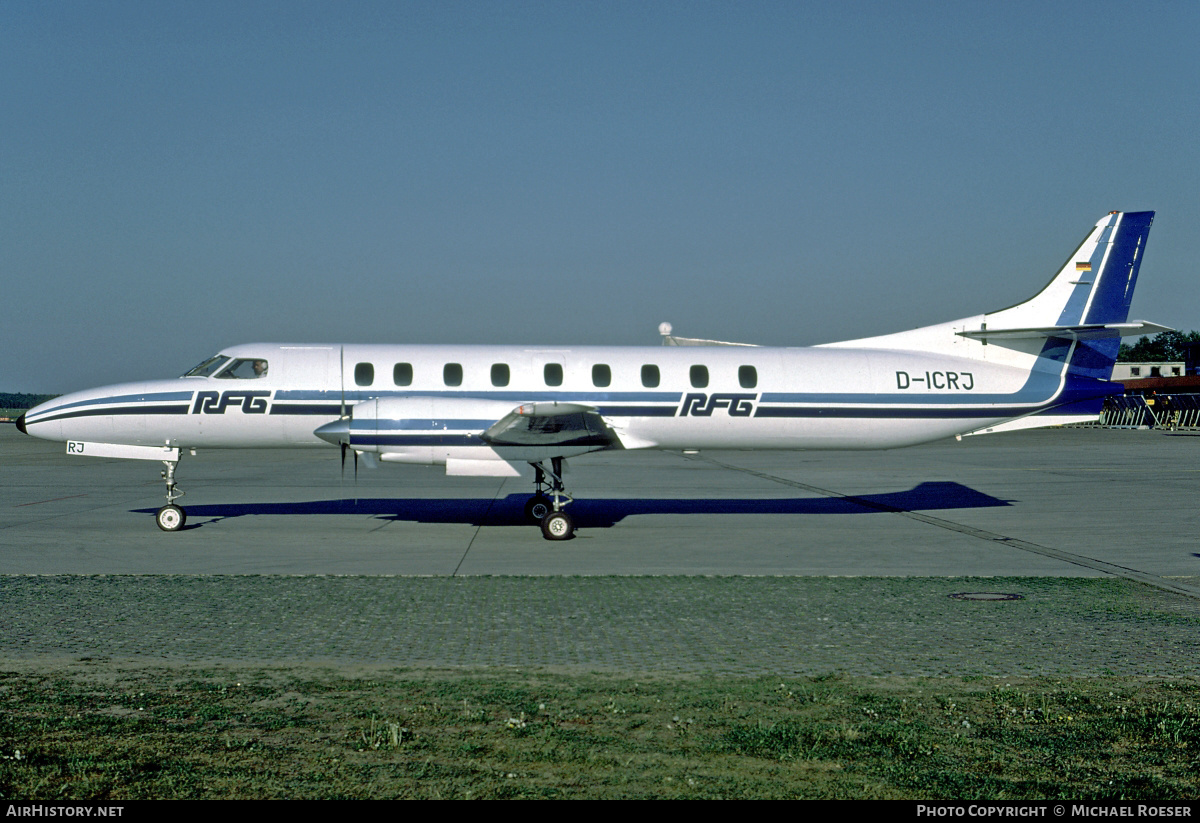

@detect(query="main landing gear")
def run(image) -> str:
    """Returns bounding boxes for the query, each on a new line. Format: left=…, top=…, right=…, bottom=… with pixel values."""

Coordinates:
left=525, top=457, right=575, bottom=541
left=156, top=458, right=186, bottom=532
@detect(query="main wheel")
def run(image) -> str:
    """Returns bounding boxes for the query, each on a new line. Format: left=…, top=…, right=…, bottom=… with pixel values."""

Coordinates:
left=540, top=510, right=575, bottom=541
left=524, top=495, right=552, bottom=523
left=156, top=504, right=186, bottom=532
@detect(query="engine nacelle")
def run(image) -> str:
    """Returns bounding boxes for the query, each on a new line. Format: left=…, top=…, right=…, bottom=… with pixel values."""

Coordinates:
left=314, top=396, right=617, bottom=471
left=341, top=396, right=517, bottom=465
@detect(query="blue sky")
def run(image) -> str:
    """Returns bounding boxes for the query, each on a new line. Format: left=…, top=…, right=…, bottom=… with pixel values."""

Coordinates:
left=3, top=0, right=1198, bottom=392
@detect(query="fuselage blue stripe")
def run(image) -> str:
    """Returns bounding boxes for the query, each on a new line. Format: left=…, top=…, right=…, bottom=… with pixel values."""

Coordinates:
left=351, top=419, right=495, bottom=431
left=25, top=392, right=195, bottom=422
left=273, top=389, right=682, bottom=403
left=755, top=406, right=1038, bottom=419
left=270, top=404, right=342, bottom=415
left=27, top=405, right=192, bottom=424
left=597, top=405, right=677, bottom=416
left=349, top=434, right=484, bottom=447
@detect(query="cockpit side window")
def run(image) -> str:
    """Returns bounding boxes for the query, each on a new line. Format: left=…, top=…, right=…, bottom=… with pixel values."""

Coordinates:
left=183, top=355, right=231, bottom=378
left=215, top=358, right=270, bottom=379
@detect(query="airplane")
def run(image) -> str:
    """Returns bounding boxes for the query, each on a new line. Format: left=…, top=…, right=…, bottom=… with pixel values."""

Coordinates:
left=17, top=210, right=1164, bottom=540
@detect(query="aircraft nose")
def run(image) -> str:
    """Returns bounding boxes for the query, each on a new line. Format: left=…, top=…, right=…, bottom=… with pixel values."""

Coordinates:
left=15, top=413, right=27, bottom=435
left=314, top=418, right=350, bottom=446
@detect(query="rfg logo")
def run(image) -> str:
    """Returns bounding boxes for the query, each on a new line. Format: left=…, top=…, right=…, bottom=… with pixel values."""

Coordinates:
left=679, top=393, right=756, bottom=417
left=191, top=390, right=271, bottom=414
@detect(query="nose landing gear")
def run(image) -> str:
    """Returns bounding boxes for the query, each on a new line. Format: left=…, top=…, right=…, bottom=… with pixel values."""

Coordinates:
left=156, top=458, right=186, bottom=531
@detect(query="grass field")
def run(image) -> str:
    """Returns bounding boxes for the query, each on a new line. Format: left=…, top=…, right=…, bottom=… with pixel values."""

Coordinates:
left=2, top=664, right=1198, bottom=799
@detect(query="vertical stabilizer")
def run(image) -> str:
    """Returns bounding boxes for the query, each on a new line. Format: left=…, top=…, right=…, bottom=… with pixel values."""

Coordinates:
left=984, top=210, right=1154, bottom=333
left=822, top=211, right=1158, bottom=380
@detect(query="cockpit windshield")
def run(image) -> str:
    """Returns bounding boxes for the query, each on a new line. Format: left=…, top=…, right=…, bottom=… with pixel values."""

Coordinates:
left=183, top=354, right=230, bottom=378
left=215, top=358, right=270, bottom=379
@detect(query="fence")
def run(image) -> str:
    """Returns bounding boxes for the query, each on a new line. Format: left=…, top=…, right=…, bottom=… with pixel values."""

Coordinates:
left=1097, top=394, right=1200, bottom=429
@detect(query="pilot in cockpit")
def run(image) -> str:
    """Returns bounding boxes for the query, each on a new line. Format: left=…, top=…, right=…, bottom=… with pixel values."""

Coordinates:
left=208, top=358, right=270, bottom=379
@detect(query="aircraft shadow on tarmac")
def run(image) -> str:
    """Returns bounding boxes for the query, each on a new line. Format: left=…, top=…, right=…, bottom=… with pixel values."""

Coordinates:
left=132, top=481, right=1010, bottom=530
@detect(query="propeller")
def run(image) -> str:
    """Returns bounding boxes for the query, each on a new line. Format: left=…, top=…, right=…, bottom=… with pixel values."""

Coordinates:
left=340, top=441, right=358, bottom=483
left=316, top=348, right=380, bottom=500
left=335, top=345, right=357, bottom=502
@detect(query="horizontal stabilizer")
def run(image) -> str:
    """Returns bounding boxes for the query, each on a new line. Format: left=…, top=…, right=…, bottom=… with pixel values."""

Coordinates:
left=956, top=321, right=1172, bottom=342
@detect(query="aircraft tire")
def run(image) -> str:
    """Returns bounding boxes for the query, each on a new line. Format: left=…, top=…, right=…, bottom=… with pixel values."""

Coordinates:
left=524, top=495, right=552, bottom=523
left=156, top=504, right=186, bottom=532
left=540, top=510, right=574, bottom=541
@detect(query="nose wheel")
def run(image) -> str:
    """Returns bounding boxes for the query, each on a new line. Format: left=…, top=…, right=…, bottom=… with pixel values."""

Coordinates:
left=540, top=510, right=574, bottom=540
left=156, top=504, right=186, bottom=531
left=156, top=458, right=187, bottom=531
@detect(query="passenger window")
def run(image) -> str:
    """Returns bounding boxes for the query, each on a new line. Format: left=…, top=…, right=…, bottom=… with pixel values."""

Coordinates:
left=544, top=363, right=563, bottom=387
left=592, top=364, right=611, bottom=388
left=444, top=363, right=463, bottom=387
left=739, top=365, right=758, bottom=389
left=690, top=365, right=709, bottom=388
left=354, top=363, right=374, bottom=386
left=393, top=363, right=413, bottom=386
left=641, top=364, right=660, bottom=388
left=491, top=363, right=510, bottom=387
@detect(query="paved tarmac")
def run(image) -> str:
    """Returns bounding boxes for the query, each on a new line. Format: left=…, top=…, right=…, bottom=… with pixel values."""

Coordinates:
left=2, top=424, right=1199, bottom=674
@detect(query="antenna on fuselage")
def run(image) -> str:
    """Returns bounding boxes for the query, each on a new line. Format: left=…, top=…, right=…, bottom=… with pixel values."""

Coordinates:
left=657, top=320, right=760, bottom=347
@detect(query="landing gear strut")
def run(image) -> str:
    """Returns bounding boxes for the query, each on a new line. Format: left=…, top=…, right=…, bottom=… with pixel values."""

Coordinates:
left=526, top=457, right=575, bottom=540
left=156, top=458, right=186, bottom=532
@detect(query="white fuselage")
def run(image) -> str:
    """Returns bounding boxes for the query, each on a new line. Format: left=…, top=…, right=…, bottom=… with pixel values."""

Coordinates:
left=21, top=340, right=1069, bottom=464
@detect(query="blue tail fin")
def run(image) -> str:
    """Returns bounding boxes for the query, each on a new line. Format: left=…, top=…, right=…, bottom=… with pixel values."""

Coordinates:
left=1076, top=210, right=1155, bottom=326
left=1067, top=211, right=1155, bottom=380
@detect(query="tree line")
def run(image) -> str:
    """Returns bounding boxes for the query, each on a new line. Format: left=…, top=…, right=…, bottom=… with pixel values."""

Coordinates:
left=0, top=393, right=59, bottom=410
left=1117, top=330, right=1200, bottom=362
